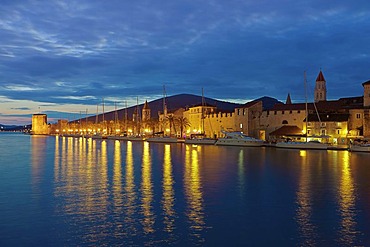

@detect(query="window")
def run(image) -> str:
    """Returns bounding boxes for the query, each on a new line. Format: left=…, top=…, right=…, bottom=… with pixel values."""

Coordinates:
left=274, top=111, right=277, bottom=115
left=356, top=113, right=361, bottom=119
left=307, top=130, right=311, bottom=135
left=289, top=110, right=292, bottom=114
left=240, top=123, right=243, bottom=129
left=282, top=120, right=288, bottom=125
left=282, top=111, right=285, bottom=115
left=337, top=129, right=340, bottom=135
left=298, top=110, right=301, bottom=113
left=307, top=122, right=312, bottom=127
left=321, top=122, right=326, bottom=127
left=321, top=129, right=326, bottom=135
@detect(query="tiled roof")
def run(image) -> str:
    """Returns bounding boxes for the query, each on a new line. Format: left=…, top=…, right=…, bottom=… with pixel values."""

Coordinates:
left=316, top=70, right=326, bottom=82
left=270, top=96, right=364, bottom=111
left=239, top=100, right=261, bottom=108
left=269, top=125, right=304, bottom=136
left=306, top=113, right=350, bottom=122
left=362, top=80, right=370, bottom=86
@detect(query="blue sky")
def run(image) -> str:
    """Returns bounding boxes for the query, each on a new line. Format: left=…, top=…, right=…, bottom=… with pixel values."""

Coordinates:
left=0, top=0, right=369, bottom=125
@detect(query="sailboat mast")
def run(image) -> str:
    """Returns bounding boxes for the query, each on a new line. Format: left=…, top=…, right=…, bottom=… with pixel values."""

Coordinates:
left=163, top=85, right=167, bottom=117
left=136, top=96, right=140, bottom=135
left=124, top=100, right=128, bottom=131
left=201, top=87, right=205, bottom=134
left=304, top=71, right=308, bottom=142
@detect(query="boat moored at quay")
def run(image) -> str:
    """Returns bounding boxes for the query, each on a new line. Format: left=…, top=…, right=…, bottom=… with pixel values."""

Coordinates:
left=215, top=131, right=264, bottom=147
left=275, top=140, right=328, bottom=150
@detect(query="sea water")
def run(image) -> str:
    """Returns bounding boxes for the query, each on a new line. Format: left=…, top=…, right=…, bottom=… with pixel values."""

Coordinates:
left=0, top=132, right=369, bottom=246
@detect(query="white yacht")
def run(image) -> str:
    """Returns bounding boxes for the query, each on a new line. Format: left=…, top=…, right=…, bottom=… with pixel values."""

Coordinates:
left=146, top=136, right=178, bottom=143
left=349, top=144, right=370, bottom=152
left=215, top=131, right=264, bottom=147
left=276, top=140, right=328, bottom=150
left=185, top=134, right=217, bottom=145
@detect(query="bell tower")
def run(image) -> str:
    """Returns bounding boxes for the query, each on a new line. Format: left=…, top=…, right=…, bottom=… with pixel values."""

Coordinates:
left=314, top=70, right=327, bottom=102
left=142, top=100, right=151, bottom=122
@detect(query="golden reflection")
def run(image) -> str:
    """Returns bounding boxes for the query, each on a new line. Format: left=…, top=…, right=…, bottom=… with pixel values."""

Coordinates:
left=238, top=149, right=245, bottom=194
left=31, top=135, right=47, bottom=191
left=124, top=141, right=137, bottom=234
left=54, top=137, right=110, bottom=244
left=162, top=144, right=175, bottom=233
left=184, top=145, right=205, bottom=243
left=113, top=140, right=123, bottom=235
left=338, top=151, right=357, bottom=244
left=54, top=136, right=60, bottom=183
left=296, top=152, right=317, bottom=245
left=113, top=140, right=123, bottom=206
left=299, top=150, right=307, bottom=157
left=141, top=141, right=154, bottom=233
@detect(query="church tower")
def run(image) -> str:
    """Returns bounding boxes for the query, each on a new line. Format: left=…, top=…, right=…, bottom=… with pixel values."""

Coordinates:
left=286, top=93, right=292, bottom=104
left=142, top=100, right=151, bottom=122
left=314, top=70, right=327, bottom=102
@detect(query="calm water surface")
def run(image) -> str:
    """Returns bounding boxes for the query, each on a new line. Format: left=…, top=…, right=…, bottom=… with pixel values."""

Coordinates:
left=0, top=132, right=370, bottom=246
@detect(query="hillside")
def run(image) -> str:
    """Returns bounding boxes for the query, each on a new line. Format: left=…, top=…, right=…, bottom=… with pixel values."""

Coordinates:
left=82, top=94, right=281, bottom=123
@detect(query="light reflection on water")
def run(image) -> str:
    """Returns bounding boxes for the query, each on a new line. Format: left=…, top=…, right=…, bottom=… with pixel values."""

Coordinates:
left=162, top=144, right=175, bottom=234
left=1, top=133, right=370, bottom=246
left=296, top=149, right=317, bottom=246
left=184, top=145, right=206, bottom=245
left=338, top=151, right=358, bottom=245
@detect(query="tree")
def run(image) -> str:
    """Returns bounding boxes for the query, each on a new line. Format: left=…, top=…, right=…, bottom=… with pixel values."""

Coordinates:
left=175, top=116, right=190, bottom=138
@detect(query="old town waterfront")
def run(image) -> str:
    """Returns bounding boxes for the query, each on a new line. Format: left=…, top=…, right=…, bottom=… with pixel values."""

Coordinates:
left=1, top=132, right=369, bottom=246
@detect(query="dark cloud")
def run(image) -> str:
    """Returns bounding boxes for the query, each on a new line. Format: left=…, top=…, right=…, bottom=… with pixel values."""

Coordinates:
left=1, top=0, right=370, bottom=124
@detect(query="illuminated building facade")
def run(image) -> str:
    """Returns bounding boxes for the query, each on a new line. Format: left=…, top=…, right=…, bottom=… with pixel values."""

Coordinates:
left=31, top=114, right=49, bottom=135
left=256, top=71, right=370, bottom=143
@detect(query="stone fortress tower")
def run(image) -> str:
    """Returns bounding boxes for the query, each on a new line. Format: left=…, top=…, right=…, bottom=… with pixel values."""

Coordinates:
left=31, top=114, right=49, bottom=135
left=314, top=70, right=327, bottom=102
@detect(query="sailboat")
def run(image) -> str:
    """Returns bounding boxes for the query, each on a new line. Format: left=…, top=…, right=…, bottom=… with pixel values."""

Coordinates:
left=276, top=72, right=328, bottom=150
left=91, top=101, right=107, bottom=139
left=147, top=86, right=178, bottom=143
left=123, top=97, right=145, bottom=141
left=185, top=88, right=217, bottom=145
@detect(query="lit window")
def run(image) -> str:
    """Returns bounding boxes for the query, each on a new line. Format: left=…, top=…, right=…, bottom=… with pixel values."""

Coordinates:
left=240, top=123, right=243, bottom=129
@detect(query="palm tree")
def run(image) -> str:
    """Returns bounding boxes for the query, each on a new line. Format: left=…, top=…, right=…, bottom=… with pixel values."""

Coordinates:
left=175, top=116, right=190, bottom=138
left=166, top=114, right=176, bottom=136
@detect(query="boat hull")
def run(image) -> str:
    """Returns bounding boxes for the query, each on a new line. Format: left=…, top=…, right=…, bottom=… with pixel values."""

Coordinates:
left=185, top=138, right=217, bottom=145
left=215, top=139, right=264, bottom=147
left=276, top=141, right=328, bottom=150
left=146, top=137, right=178, bottom=143
left=350, top=144, right=370, bottom=152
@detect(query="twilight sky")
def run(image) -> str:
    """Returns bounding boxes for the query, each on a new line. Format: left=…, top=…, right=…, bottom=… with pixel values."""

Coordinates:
left=0, top=0, right=369, bottom=125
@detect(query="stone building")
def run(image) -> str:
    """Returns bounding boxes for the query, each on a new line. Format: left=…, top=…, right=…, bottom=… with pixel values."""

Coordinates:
left=256, top=71, right=370, bottom=143
left=31, top=114, right=49, bottom=135
left=184, top=100, right=263, bottom=138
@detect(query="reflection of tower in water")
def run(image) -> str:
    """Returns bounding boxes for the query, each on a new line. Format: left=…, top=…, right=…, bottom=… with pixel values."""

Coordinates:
left=113, top=140, right=123, bottom=236
left=184, top=145, right=205, bottom=244
left=124, top=141, right=137, bottom=235
left=296, top=150, right=317, bottom=246
left=141, top=141, right=154, bottom=234
left=162, top=144, right=175, bottom=233
left=338, top=151, right=358, bottom=245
